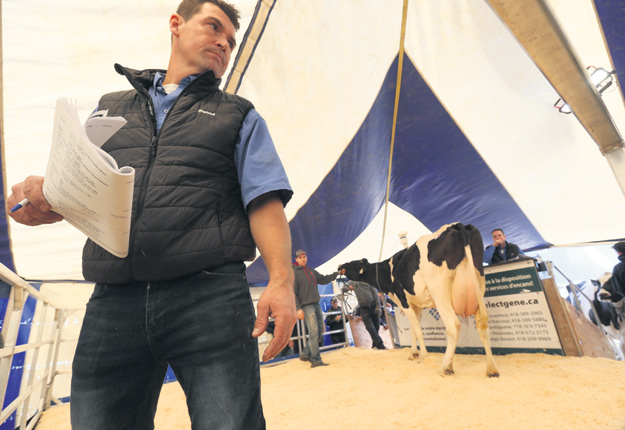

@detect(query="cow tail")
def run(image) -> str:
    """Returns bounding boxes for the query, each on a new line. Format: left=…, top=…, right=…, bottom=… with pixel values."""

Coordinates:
left=458, top=223, right=488, bottom=317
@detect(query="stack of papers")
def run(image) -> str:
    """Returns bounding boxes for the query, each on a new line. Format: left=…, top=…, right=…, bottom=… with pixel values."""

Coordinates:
left=43, top=98, right=135, bottom=258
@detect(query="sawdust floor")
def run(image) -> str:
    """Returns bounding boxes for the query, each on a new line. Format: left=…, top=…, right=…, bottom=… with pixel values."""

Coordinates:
left=36, top=347, right=625, bottom=430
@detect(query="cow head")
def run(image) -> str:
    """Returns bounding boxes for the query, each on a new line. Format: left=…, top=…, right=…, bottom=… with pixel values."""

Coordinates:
left=339, top=258, right=398, bottom=302
left=338, top=258, right=371, bottom=281
left=599, top=276, right=623, bottom=303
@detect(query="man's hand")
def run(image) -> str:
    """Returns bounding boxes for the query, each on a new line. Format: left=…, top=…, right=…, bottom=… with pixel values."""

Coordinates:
left=247, top=191, right=296, bottom=362
left=7, top=176, right=63, bottom=226
left=297, top=309, right=305, bottom=320
left=252, top=277, right=296, bottom=362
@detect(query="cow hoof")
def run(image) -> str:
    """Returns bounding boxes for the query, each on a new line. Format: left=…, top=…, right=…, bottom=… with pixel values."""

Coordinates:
left=443, top=368, right=454, bottom=376
left=487, top=371, right=500, bottom=378
left=408, top=354, right=419, bottom=361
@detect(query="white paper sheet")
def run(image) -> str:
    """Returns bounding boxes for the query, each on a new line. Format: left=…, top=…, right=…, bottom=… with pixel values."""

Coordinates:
left=43, top=98, right=135, bottom=258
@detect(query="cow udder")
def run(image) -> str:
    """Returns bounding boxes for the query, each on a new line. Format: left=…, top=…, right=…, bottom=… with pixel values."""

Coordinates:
left=451, top=268, right=480, bottom=317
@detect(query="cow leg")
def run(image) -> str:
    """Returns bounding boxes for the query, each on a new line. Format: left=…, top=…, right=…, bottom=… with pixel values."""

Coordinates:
left=474, top=306, right=499, bottom=377
left=406, top=306, right=427, bottom=361
left=435, top=303, right=460, bottom=376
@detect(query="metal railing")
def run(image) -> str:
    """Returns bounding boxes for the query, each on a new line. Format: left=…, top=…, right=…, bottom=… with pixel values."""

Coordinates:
left=0, top=263, right=81, bottom=430
left=555, top=264, right=624, bottom=359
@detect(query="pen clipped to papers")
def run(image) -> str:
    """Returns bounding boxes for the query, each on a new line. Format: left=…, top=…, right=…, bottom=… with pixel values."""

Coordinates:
left=9, top=198, right=30, bottom=213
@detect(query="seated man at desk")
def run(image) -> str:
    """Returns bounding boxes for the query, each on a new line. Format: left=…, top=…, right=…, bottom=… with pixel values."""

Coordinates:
left=483, top=228, right=524, bottom=265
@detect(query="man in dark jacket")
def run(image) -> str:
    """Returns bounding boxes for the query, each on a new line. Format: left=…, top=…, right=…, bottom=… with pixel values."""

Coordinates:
left=7, top=1, right=296, bottom=429
left=483, top=228, right=524, bottom=265
left=348, top=281, right=386, bottom=350
left=325, top=297, right=346, bottom=344
left=293, top=249, right=338, bottom=367
left=610, top=242, right=625, bottom=301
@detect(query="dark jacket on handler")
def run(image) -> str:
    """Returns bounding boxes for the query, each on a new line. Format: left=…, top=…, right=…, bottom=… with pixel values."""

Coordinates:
left=83, top=64, right=256, bottom=283
left=348, top=281, right=380, bottom=308
left=611, top=254, right=625, bottom=301
left=484, top=241, right=522, bottom=265
left=292, top=264, right=338, bottom=309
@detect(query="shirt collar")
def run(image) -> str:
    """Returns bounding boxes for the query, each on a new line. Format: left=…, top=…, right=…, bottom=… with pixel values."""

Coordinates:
left=152, top=72, right=197, bottom=94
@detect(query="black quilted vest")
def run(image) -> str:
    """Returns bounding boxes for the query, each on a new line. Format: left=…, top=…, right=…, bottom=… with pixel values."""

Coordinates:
left=82, top=64, right=256, bottom=283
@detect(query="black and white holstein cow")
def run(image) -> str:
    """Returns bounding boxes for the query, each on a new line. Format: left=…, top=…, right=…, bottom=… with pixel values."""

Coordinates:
left=338, top=223, right=499, bottom=377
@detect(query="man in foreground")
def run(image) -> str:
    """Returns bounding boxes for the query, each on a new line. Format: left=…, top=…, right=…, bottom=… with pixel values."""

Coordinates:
left=7, top=1, right=296, bottom=429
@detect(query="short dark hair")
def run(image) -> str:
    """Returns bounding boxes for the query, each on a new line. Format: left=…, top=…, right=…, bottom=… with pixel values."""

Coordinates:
left=491, top=228, right=504, bottom=235
left=176, top=0, right=241, bottom=30
left=613, top=242, right=625, bottom=254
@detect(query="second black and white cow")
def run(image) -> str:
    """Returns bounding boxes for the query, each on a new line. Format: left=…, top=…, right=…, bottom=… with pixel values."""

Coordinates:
left=338, top=223, right=499, bottom=377
left=589, top=279, right=621, bottom=331
left=598, top=276, right=625, bottom=303
left=592, top=275, right=625, bottom=357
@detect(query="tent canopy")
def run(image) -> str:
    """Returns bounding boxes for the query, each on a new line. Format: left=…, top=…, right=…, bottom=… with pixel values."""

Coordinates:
left=1, top=0, right=624, bottom=284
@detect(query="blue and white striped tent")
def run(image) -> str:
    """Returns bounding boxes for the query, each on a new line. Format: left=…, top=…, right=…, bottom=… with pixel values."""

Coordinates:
left=233, top=0, right=625, bottom=283
left=1, top=0, right=624, bottom=284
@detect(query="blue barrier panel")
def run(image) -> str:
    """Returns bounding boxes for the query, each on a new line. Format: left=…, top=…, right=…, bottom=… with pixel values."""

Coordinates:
left=1, top=283, right=41, bottom=430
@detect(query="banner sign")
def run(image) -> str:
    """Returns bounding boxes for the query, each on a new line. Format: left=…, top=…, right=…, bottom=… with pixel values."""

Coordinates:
left=392, top=260, right=564, bottom=355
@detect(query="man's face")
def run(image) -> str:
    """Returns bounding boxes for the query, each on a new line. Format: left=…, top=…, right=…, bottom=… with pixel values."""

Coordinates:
left=492, top=230, right=506, bottom=246
left=331, top=301, right=338, bottom=309
left=173, top=3, right=236, bottom=78
left=296, top=253, right=307, bottom=267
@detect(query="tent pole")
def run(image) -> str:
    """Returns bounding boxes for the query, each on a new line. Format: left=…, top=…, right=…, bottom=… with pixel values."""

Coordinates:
left=605, top=147, right=625, bottom=197
left=379, top=0, right=409, bottom=262
left=485, top=0, right=625, bottom=197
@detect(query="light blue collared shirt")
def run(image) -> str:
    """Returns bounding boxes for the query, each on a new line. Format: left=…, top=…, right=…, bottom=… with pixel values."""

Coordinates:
left=147, top=72, right=292, bottom=208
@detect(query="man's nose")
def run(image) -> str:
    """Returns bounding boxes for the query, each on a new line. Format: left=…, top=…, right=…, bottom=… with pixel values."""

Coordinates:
left=215, top=36, right=228, bottom=52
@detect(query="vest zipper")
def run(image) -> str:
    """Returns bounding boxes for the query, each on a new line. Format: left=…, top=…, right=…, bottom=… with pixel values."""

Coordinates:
left=127, top=100, right=159, bottom=276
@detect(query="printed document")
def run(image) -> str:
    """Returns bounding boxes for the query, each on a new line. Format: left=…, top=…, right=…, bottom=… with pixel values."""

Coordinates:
left=43, top=98, right=134, bottom=258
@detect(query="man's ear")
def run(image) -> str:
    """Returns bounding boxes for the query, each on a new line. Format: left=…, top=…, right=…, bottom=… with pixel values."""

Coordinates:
left=169, top=13, right=183, bottom=38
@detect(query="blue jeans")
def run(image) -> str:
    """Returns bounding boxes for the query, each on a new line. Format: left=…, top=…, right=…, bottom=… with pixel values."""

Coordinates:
left=71, top=263, right=264, bottom=430
left=300, top=303, right=325, bottom=363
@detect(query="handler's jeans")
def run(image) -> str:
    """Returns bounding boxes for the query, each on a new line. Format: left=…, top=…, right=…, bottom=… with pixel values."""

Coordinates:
left=70, top=262, right=265, bottom=430
left=300, top=303, right=325, bottom=363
